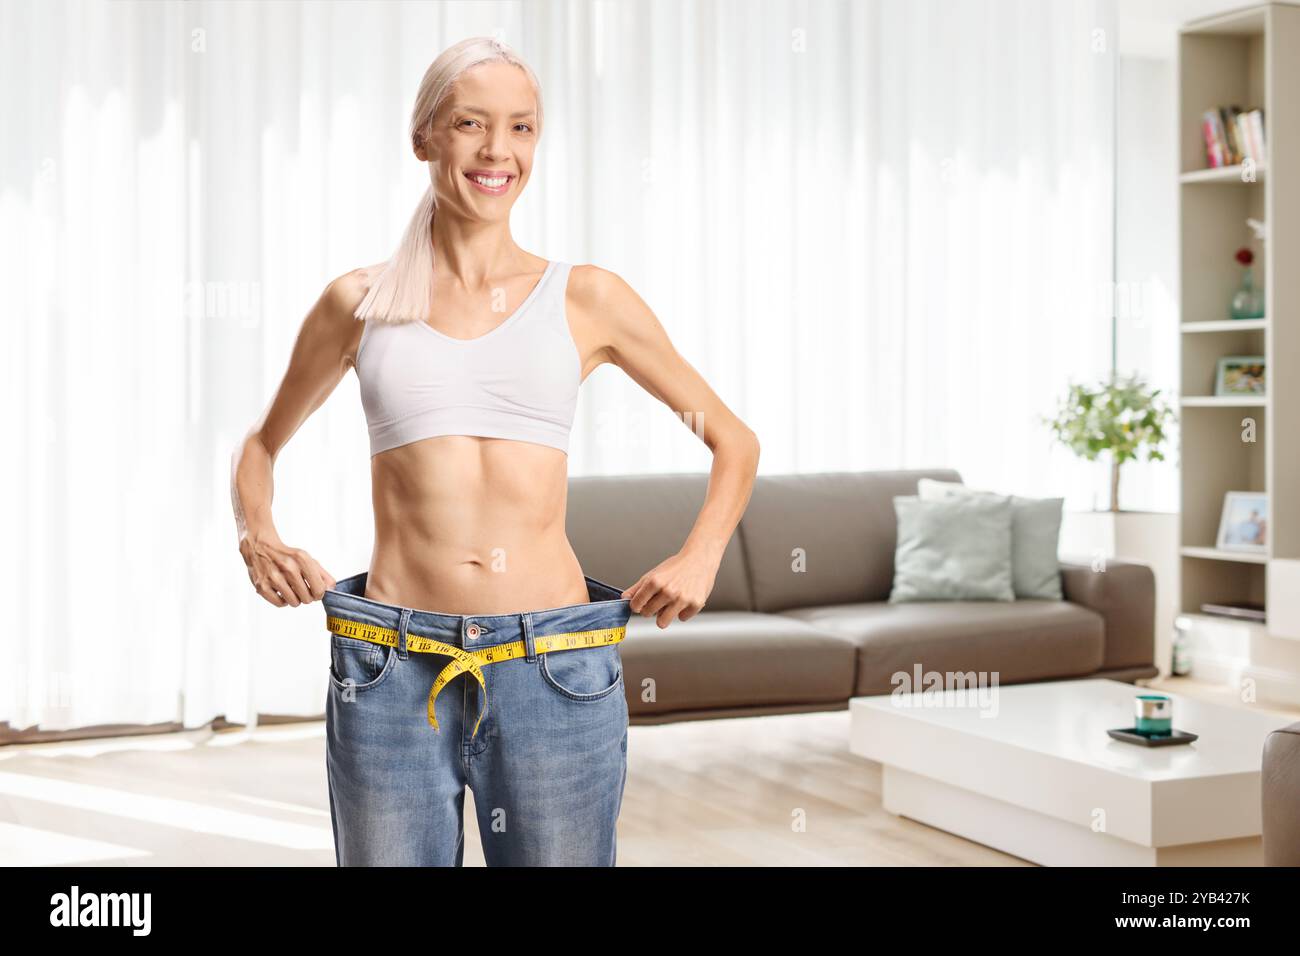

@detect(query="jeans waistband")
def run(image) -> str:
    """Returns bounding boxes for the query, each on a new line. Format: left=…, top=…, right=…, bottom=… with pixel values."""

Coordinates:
left=322, top=571, right=634, bottom=649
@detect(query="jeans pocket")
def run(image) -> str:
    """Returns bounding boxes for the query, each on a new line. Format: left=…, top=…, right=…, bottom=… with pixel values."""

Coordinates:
left=537, top=644, right=624, bottom=702
left=329, top=633, right=395, bottom=693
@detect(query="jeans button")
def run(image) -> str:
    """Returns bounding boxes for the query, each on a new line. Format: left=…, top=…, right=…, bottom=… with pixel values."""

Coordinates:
left=466, top=623, right=480, bottom=638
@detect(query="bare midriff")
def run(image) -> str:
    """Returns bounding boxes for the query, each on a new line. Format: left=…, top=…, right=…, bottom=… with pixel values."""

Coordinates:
left=363, top=435, right=593, bottom=615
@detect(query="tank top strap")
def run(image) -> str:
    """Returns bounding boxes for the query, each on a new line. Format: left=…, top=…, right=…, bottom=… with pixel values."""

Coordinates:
left=543, top=260, right=572, bottom=308
left=522, top=259, right=572, bottom=326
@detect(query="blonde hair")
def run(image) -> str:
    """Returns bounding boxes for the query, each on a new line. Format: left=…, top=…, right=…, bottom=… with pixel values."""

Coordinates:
left=354, top=36, right=545, bottom=325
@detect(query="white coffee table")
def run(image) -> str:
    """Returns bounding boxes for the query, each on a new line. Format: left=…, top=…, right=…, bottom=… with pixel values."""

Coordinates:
left=848, top=678, right=1293, bottom=866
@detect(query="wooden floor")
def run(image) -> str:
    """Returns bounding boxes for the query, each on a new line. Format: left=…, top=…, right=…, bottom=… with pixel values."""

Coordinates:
left=9, top=676, right=1286, bottom=866
left=1141, top=674, right=1300, bottom=720
left=0, top=708, right=1025, bottom=866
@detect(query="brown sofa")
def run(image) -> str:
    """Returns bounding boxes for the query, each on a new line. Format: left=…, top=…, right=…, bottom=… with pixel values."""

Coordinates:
left=1263, top=722, right=1300, bottom=865
left=566, top=468, right=1158, bottom=724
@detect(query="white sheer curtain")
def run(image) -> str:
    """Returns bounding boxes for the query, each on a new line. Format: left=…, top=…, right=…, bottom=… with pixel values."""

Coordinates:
left=0, top=0, right=1115, bottom=736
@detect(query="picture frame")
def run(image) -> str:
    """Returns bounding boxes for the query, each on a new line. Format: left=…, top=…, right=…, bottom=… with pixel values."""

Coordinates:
left=1216, top=490, right=1268, bottom=553
left=1214, top=355, right=1266, bottom=396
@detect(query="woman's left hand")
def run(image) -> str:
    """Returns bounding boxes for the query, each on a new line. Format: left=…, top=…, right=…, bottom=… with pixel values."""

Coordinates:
left=622, top=548, right=719, bottom=628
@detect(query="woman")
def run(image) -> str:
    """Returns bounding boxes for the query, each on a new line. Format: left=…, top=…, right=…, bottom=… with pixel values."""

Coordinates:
left=230, top=36, right=759, bottom=867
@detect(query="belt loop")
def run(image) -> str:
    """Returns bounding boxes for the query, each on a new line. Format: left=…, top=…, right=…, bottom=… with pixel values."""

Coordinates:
left=397, top=607, right=411, bottom=659
left=522, top=611, right=537, bottom=662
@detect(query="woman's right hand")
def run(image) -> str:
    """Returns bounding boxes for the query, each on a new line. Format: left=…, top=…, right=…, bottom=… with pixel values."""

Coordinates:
left=239, top=535, right=337, bottom=607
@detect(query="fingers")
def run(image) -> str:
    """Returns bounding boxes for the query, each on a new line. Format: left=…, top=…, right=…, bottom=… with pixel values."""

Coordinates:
left=255, top=578, right=288, bottom=607
left=246, top=543, right=335, bottom=607
left=632, top=579, right=701, bottom=628
left=299, top=558, right=333, bottom=601
left=639, top=589, right=676, bottom=621
left=657, top=599, right=690, bottom=629
left=621, top=578, right=646, bottom=607
left=265, top=567, right=304, bottom=606
left=626, top=574, right=707, bottom=629
left=247, top=563, right=287, bottom=607
left=277, top=551, right=317, bottom=605
left=627, top=578, right=668, bottom=617
left=677, top=601, right=705, bottom=623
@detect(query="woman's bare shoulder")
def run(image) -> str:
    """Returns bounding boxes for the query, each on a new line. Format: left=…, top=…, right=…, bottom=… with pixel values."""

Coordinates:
left=567, top=262, right=641, bottom=311
left=568, top=261, right=614, bottom=290
left=567, top=263, right=657, bottom=323
left=310, top=262, right=388, bottom=370
left=324, top=261, right=389, bottom=317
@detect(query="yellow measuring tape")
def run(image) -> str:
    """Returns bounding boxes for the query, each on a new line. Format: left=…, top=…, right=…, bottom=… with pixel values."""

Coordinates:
left=326, top=615, right=626, bottom=738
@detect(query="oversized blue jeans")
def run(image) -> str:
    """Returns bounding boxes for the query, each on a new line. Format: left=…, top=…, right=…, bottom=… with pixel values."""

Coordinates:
left=322, top=571, right=633, bottom=866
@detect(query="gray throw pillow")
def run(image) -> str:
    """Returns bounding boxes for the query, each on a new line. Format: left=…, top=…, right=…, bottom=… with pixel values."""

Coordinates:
left=917, top=478, right=1064, bottom=600
left=889, top=494, right=1015, bottom=602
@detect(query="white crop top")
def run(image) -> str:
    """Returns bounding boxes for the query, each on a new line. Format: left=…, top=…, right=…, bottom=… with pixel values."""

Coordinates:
left=354, top=260, right=580, bottom=457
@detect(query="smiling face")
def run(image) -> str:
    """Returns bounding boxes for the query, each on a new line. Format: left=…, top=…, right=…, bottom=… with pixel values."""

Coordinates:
left=416, top=60, right=540, bottom=222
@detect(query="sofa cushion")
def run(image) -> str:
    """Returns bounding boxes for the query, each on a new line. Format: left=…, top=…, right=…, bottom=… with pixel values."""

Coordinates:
left=619, top=611, right=858, bottom=715
left=739, top=469, right=964, bottom=612
left=566, top=473, right=754, bottom=611
left=918, top=477, right=1064, bottom=600
left=889, top=494, right=1016, bottom=602
left=779, top=599, right=1105, bottom=695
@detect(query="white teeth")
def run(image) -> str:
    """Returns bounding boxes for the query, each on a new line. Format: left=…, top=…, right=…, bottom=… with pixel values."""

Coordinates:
left=470, top=174, right=508, bottom=188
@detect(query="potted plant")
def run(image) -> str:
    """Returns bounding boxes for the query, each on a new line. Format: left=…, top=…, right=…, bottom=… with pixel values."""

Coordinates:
left=1044, top=373, right=1180, bottom=677
left=1043, top=372, right=1176, bottom=512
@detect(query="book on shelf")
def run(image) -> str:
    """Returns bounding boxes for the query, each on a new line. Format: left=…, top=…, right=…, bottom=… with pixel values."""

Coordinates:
left=1199, top=601, right=1267, bottom=622
left=1200, top=105, right=1266, bottom=168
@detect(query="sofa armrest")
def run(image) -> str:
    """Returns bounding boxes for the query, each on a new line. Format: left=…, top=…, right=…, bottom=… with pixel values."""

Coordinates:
left=1058, top=556, right=1155, bottom=671
left=1263, top=722, right=1300, bottom=865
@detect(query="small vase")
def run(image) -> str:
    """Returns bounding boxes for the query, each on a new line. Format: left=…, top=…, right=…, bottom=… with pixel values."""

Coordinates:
left=1230, top=267, right=1265, bottom=320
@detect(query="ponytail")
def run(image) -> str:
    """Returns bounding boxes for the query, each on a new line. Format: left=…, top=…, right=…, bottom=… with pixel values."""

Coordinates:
left=353, top=184, right=437, bottom=324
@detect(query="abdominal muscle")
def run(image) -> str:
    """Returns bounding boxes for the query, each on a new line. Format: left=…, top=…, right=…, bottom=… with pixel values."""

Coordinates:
left=361, top=434, right=592, bottom=615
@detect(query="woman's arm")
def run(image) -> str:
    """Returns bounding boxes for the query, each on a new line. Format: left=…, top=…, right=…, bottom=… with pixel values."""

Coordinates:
left=232, top=268, right=371, bottom=607
left=573, top=265, right=761, bottom=628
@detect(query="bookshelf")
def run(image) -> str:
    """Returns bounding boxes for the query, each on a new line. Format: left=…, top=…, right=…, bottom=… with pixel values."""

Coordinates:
left=1179, top=162, right=1267, bottom=184
left=1177, top=3, right=1300, bottom=647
